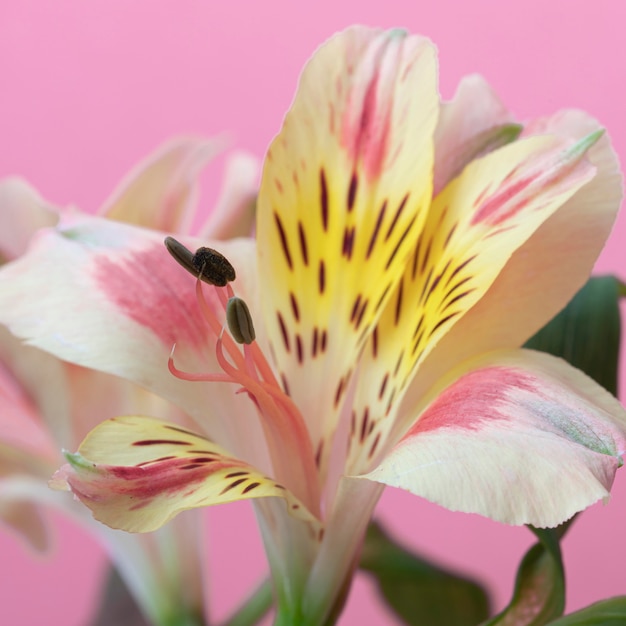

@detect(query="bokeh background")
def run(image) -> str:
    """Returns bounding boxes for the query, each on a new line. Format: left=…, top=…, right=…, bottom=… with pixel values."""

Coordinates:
left=1, top=1, right=625, bottom=624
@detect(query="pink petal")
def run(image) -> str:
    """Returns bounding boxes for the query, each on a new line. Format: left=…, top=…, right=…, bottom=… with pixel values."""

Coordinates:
left=0, top=215, right=263, bottom=454
left=362, top=350, right=626, bottom=527
left=0, top=330, right=59, bottom=457
left=433, top=74, right=516, bottom=194
left=0, top=177, right=59, bottom=261
left=0, top=496, right=49, bottom=552
left=100, top=137, right=223, bottom=233
left=198, top=151, right=260, bottom=239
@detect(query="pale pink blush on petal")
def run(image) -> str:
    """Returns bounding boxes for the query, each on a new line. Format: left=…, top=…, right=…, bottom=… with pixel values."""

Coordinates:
left=341, top=70, right=391, bottom=181
left=0, top=359, right=57, bottom=458
left=93, top=243, right=211, bottom=349
left=411, top=366, right=535, bottom=435
left=363, top=350, right=626, bottom=527
left=471, top=172, right=541, bottom=225
left=67, top=456, right=235, bottom=505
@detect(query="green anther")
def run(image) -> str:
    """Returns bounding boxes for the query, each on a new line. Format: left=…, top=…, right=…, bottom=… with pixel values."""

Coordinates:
left=227, top=297, right=256, bottom=344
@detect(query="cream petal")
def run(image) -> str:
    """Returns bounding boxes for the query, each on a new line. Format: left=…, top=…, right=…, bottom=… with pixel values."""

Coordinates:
left=361, top=350, right=626, bottom=527
left=198, top=150, right=260, bottom=239
left=347, top=129, right=600, bottom=475
left=100, top=137, right=223, bottom=233
left=0, top=215, right=265, bottom=456
left=0, top=177, right=59, bottom=262
left=433, top=74, right=517, bottom=194
left=397, top=112, right=621, bottom=438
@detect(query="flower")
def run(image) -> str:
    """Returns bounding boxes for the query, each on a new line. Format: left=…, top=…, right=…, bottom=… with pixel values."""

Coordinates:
left=0, top=138, right=259, bottom=625
left=0, top=26, right=625, bottom=625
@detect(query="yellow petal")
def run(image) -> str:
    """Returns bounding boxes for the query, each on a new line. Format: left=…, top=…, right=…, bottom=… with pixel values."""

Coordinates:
left=347, top=131, right=599, bottom=473
left=257, top=27, right=439, bottom=470
left=397, top=111, right=622, bottom=437
left=51, top=416, right=320, bottom=534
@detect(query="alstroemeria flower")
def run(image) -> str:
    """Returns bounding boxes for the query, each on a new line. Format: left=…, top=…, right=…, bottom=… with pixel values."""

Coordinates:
left=0, top=27, right=625, bottom=624
left=0, top=138, right=259, bottom=625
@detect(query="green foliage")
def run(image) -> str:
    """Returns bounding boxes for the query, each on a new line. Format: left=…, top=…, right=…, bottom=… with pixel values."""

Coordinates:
left=524, top=276, right=622, bottom=396
left=360, top=521, right=490, bottom=626
left=481, top=522, right=573, bottom=626
left=483, top=276, right=624, bottom=625
left=364, top=276, right=624, bottom=626
left=547, top=597, right=626, bottom=625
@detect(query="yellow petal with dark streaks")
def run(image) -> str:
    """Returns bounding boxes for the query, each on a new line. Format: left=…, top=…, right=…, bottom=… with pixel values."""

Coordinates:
left=257, top=27, right=438, bottom=469
left=50, top=416, right=320, bottom=533
left=346, top=131, right=599, bottom=474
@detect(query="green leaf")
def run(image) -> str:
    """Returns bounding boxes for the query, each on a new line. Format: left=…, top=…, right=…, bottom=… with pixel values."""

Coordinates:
left=547, top=597, right=626, bottom=625
left=360, top=520, right=490, bottom=626
left=524, top=275, right=622, bottom=396
left=482, top=521, right=574, bottom=626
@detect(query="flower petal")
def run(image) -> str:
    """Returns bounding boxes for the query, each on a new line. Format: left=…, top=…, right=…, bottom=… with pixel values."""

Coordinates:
left=303, top=477, right=384, bottom=623
left=398, top=111, right=622, bottom=433
left=0, top=177, right=59, bottom=262
left=257, top=26, right=438, bottom=469
left=0, top=333, right=59, bottom=458
left=0, top=497, right=48, bottom=551
left=360, top=349, right=626, bottom=527
left=198, top=150, right=260, bottom=239
left=346, top=129, right=599, bottom=474
left=433, top=74, right=518, bottom=195
left=51, top=415, right=320, bottom=533
left=100, top=137, right=223, bottom=233
left=0, top=215, right=265, bottom=457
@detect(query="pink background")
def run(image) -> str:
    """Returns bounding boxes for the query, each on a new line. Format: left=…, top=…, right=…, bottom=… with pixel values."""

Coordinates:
left=1, top=1, right=626, bottom=624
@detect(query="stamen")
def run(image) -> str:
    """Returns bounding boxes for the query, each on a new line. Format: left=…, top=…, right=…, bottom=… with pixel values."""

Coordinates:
left=164, top=237, right=321, bottom=513
left=226, top=297, right=256, bottom=344
left=164, top=237, right=236, bottom=286
left=192, top=247, right=236, bottom=286
left=164, top=236, right=196, bottom=274
left=168, top=344, right=231, bottom=383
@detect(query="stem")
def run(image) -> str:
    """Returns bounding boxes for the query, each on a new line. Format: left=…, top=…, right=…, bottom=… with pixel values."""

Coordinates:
left=162, top=611, right=207, bottom=626
left=221, top=579, right=274, bottom=626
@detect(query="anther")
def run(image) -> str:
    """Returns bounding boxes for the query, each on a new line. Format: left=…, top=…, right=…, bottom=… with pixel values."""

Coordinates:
left=226, top=297, right=256, bottom=344
left=164, top=237, right=236, bottom=286
left=192, top=247, right=236, bottom=287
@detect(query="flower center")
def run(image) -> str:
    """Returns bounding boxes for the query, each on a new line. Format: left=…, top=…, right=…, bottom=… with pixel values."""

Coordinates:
left=164, top=237, right=321, bottom=515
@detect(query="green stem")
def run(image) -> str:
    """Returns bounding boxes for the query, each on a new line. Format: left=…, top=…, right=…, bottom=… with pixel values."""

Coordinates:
left=162, top=611, right=206, bottom=626
left=222, top=579, right=274, bottom=626
left=618, top=280, right=626, bottom=298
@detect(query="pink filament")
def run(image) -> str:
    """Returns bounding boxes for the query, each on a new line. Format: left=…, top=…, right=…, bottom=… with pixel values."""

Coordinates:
left=168, top=278, right=321, bottom=515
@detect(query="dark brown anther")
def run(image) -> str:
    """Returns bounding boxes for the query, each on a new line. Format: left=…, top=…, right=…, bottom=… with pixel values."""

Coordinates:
left=226, top=297, right=256, bottom=344
left=164, top=237, right=236, bottom=287
left=192, top=247, right=236, bottom=287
